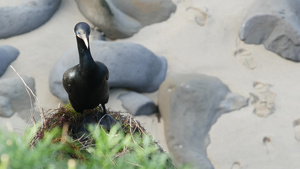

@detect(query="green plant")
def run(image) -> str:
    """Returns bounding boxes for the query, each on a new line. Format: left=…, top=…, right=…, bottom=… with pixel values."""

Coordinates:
left=0, top=127, right=67, bottom=169
left=0, top=124, right=188, bottom=169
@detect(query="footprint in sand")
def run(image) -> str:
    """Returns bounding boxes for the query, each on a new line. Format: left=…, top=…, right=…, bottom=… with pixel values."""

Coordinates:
left=263, top=136, right=275, bottom=154
left=231, top=161, right=242, bottom=169
left=293, top=119, right=300, bottom=141
left=186, top=7, right=208, bottom=26
left=249, top=81, right=276, bottom=117
left=234, top=48, right=257, bottom=70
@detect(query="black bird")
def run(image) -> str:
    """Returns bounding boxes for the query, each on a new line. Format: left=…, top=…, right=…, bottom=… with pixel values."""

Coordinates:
left=63, top=22, right=109, bottom=116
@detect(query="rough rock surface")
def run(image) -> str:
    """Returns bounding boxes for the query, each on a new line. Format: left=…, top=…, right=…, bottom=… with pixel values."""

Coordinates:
left=158, top=74, right=248, bottom=169
left=118, top=91, right=157, bottom=116
left=0, top=96, right=13, bottom=117
left=75, top=0, right=176, bottom=39
left=0, top=76, right=35, bottom=118
left=49, top=40, right=167, bottom=103
left=0, top=0, right=61, bottom=39
left=0, top=45, right=19, bottom=77
left=239, top=0, right=300, bottom=62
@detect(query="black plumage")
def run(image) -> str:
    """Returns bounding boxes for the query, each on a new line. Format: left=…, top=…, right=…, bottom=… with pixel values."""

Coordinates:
left=63, top=22, right=109, bottom=114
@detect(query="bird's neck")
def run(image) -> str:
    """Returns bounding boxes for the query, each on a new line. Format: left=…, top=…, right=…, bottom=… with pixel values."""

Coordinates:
left=76, top=37, right=95, bottom=69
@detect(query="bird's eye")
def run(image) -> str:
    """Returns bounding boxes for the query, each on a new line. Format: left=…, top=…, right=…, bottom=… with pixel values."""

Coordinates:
left=77, top=31, right=80, bottom=35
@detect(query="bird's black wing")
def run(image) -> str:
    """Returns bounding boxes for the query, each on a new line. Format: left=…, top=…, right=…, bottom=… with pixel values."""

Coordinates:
left=96, top=61, right=109, bottom=80
left=62, top=67, right=76, bottom=94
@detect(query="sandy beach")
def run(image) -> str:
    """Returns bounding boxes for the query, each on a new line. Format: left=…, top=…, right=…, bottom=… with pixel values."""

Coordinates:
left=1, top=0, right=300, bottom=168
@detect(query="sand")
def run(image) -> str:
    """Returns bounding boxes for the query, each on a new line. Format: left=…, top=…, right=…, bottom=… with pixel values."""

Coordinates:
left=1, top=0, right=300, bottom=168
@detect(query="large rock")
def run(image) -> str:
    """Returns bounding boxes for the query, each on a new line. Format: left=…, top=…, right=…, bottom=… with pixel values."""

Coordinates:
left=239, top=0, right=300, bottom=62
left=118, top=91, right=157, bottom=116
left=49, top=41, right=167, bottom=103
left=158, top=74, right=248, bottom=169
left=75, top=0, right=176, bottom=39
left=0, top=76, right=36, bottom=118
left=0, top=45, right=19, bottom=77
left=0, top=0, right=61, bottom=39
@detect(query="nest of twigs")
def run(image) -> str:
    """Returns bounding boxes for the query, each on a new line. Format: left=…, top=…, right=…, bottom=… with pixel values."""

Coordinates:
left=30, top=103, right=165, bottom=159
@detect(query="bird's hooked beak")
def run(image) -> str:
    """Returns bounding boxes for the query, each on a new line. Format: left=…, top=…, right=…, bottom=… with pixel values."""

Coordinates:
left=82, top=35, right=89, bottom=49
left=77, top=33, right=89, bottom=48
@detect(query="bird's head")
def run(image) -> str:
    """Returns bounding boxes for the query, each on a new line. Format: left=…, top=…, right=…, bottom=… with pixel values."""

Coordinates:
left=74, top=22, right=91, bottom=48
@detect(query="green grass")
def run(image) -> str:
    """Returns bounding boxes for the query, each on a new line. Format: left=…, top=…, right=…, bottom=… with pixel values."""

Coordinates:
left=0, top=102, right=191, bottom=169
left=0, top=123, right=191, bottom=169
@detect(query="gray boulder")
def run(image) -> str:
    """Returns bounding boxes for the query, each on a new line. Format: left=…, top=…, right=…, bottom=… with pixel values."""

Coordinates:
left=118, top=91, right=157, bottom=116
left=49, top=41, right=167, bottom=103
left=0, top=76, right=35, bottom=118
left=0, top=96, right=13, bottom=117
left=158, top=74, right=248, bottom=169
left=239, top=0, right=300, bottom=62
left=75, top=0, right=176, bottom=39
left=90, top=28, right=106, bottom=41
left=0, top=45, right=19, bottom=77
left=0, top=0, right=61, bottom=39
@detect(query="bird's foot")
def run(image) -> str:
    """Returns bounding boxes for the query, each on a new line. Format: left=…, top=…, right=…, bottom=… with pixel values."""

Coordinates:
left=77, top=115, right=89, bottom=136
left=96, top=105, right=117, bottom=131
left=82, top=115, right=89, bottom=124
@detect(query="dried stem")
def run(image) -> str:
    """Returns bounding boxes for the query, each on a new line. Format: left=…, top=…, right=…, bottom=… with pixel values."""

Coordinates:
left=10, top=65, right=41, bottom=126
